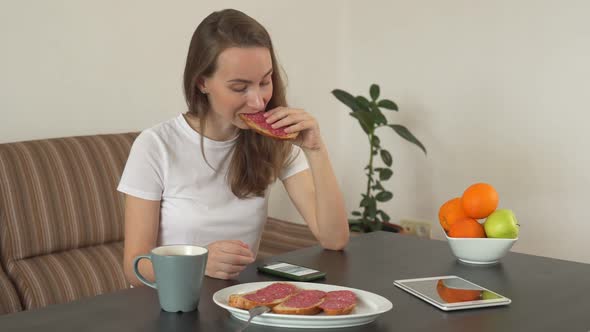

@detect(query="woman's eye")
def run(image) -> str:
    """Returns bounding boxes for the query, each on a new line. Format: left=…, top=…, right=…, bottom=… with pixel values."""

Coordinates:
left=231, top=85, right=247, bottom=93
left=261, top=81, right=271, bottom=86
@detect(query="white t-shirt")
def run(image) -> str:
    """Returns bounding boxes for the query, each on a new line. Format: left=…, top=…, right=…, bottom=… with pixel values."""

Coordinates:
left=117, top=114, right=309, bottom=257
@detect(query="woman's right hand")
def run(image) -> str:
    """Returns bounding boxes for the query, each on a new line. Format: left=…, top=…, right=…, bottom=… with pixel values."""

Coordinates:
left=205, top=240, right=255, bottom=280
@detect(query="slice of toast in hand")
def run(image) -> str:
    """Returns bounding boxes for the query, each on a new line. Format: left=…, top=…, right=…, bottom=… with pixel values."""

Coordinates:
left=272, top=290, right=327, bottom=315
left=238, top=112, right=299, bottom=140
left=318, top=290, right=357, bottom=315
left=228, top=282, right=299, bottom=310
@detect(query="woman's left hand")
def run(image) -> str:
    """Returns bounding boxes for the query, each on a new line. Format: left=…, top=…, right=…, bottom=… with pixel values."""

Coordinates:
left=264, top=107, right=323, bottom=151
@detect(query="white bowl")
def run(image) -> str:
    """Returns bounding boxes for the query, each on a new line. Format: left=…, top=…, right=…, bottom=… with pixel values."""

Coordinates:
left=445, top=234, right=518, bottom=265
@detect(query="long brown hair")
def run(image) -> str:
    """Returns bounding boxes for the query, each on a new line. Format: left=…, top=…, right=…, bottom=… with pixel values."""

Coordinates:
left=183, top=9, right=293, bottom=199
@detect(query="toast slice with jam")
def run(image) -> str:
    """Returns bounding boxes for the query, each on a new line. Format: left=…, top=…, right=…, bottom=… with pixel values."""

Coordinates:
left=272, top=289, right=327, bottom=315
left=228, top=282, right=299, bottom=310
left=319, top=290, right=357, bottom=315
left=238, top=112, right=299, bottom=140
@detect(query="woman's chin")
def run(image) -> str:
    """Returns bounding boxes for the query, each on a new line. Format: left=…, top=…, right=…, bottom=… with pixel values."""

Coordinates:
left=234, top=120, right=250, bottom=130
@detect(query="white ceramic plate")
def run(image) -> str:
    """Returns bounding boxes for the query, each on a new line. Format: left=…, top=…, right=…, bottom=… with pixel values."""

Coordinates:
left=213, top=281, right=393, bottom=329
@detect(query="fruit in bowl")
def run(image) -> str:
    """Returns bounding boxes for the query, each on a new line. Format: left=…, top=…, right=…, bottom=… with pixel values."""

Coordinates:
left=484, top=209, right=519, bottom=239
left=439, top=183, right=519, bottom=264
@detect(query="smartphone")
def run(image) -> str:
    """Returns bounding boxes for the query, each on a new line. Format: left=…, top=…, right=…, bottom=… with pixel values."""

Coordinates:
left=257, top=261, right=327, bottom=282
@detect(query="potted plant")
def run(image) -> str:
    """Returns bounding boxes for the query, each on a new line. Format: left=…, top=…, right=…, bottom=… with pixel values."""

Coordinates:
left=331, top=84, right=427, bottom=233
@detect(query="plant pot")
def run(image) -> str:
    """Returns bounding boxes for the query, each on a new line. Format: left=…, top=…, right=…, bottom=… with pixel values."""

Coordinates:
left=382, top=222, right=404, bottom=233
left=349, top=221, right=404, bottom=234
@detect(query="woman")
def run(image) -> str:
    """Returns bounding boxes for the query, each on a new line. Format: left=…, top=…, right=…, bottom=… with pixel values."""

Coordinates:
left=119, top=9, right=349, bottom=285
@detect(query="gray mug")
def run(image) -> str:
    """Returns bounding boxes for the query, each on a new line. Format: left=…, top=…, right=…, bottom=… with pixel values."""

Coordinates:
left=133, top=245, right=208, bottom=312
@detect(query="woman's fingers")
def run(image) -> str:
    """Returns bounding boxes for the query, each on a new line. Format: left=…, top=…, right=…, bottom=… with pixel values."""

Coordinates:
left=219, top=242, right=254, bottom=258
left=205, top=240, right=256, bottom=279
left=215, top=261, right=249, bottom=274
left=264, top=107, right=304, bottom=124
left=270, top=113, right=309, bottom=130
left=212, top=270, right=240, bottom=280
left=265, top=107, right=323, bottom=151
left=265, top=108, right=317, bottom=134
left=216, top=252, right=255, bottom=265
left=285, top=120, right=316, bottom=133
left=227, top=240, right=251, bottom=250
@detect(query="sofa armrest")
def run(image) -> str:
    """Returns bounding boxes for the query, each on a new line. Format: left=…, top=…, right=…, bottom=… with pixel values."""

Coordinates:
left=0, top=264, right=22, bottom=315
left=258, top=217, right=319, bottom=259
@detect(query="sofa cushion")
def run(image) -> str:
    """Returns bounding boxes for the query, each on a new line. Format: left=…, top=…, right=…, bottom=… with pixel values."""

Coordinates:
left=0, top=265, right=22, bottom=314
left=6, top=242, right=126, bottom=310
left=0, top=133, right=137, bottom=263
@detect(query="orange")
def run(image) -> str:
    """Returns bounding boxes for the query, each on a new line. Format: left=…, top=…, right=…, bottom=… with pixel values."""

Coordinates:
left=447, top=218, right=486, bottom=238
left=438, top=197, right=468, bottom=232
left=436, top=279, right=482, bottom=303
left=461, top=183, right=499, bottom=219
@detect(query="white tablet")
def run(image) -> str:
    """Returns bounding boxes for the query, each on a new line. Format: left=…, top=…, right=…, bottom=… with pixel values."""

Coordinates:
left=393, top=275, right=511, bottom=311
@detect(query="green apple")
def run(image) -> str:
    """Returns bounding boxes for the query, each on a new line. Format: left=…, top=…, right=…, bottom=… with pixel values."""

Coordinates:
left=484, top=209, right=519, bottom=238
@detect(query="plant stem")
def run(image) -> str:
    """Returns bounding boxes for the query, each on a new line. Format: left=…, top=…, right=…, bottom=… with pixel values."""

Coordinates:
left=365, top=132, right=374, bottom=207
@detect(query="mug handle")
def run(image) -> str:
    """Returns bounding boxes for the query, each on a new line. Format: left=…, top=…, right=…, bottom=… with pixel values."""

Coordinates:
left=133, top=255, right=157, bottom=289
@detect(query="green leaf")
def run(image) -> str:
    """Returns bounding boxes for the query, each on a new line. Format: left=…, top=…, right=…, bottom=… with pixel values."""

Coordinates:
left=370, top=84, right=380, bottom=101
left=371, top=181, right=384, bottom=191
left=332, top=89, right=362, bottom=112
left=376, top=191, right=393, bottom=202
left=379, top=168, right=393, bottom=181
left=350, top=111, right=374, bottom=134
left=378, top=210, right=391, bottom=222
left=371, top=135, right=380, bottom=148
left=369, top=103, right=387, bottom=125
left=360, top=195, right=369, bottom=207
left=355, top=96, right=371, bottom=111
left=351, top=211, right=361, bottom=217
left=380, top=150, right=392, bottom=166
left=377, top=99, right=398, bottom=111
left=360, top=111, right=376, bottom=129
left=387, top=124, right=427, bottom=154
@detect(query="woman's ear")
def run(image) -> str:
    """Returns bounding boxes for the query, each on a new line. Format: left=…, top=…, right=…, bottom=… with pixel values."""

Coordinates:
left=197, top=77, right=208, bottom=94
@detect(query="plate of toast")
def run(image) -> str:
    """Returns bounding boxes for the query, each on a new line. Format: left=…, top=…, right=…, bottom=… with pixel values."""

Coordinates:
left=212, top=281, right=393, bottom=328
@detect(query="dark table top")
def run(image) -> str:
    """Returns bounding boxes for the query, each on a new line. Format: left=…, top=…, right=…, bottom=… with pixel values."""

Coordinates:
left=1, top=231, right=590, bottom=331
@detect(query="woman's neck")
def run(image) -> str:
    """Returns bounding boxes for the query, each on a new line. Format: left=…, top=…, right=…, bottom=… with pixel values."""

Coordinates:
left=184, top=112, right=238, bottom=142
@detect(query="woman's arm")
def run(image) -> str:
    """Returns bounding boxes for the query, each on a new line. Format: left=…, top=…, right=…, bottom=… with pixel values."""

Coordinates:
left=123, top=195, right=160, bottom=287
left=282, top=148, right=350, bottom=250
left=266, top=107, right=349, bottom=250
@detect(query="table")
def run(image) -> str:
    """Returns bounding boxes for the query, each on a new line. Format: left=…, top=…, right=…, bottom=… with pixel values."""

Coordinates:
left=1, top=231, right=589, bottom=331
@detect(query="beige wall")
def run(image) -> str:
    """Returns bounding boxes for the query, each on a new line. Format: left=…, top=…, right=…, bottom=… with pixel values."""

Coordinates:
left=2, top=1, right=589, bottom=263
left=340, top=0, right=590, bottom=264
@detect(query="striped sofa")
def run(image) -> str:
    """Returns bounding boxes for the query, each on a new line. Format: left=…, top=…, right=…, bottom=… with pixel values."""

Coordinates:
left=0, top=133, right=317, bottom=315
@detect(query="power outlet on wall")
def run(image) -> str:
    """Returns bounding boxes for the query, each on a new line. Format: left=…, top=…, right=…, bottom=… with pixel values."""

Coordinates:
left=400, top=219, right=432, bottom=239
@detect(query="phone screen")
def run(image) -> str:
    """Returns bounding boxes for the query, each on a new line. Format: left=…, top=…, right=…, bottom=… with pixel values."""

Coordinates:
left=258, top=262, right=326, bottom=281
left=264, top=262, right=320, bottom=276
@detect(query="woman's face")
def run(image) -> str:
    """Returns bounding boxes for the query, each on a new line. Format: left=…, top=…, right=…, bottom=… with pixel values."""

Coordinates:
left=201, top=47, right=273, bottom=130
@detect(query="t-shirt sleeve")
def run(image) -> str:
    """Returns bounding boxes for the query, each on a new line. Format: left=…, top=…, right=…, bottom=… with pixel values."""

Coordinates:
left=117, top=130, right=165, bottom=201
left=279, top=145, right=309, bottom=181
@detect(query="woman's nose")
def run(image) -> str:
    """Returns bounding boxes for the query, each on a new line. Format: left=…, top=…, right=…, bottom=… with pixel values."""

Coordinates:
left=246, top=91, right=265, bottom=111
